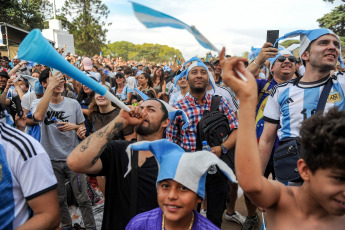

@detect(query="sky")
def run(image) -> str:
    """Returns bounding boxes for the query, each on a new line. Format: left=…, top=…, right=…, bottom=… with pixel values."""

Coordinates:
left=56, top=0, right=341, bottom=59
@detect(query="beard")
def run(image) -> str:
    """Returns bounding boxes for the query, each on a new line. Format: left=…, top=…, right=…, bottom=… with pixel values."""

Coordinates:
left=135, top=121, right=160, bottom=136
left=190, top=85, right=206, bottom=94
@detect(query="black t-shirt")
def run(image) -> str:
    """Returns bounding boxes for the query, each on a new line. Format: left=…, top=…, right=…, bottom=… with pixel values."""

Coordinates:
left=97, top=140, right=159, bottom=230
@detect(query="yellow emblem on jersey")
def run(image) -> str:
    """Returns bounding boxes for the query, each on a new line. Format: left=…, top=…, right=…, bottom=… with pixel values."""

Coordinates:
left=327, top=91, right=342, bottom=104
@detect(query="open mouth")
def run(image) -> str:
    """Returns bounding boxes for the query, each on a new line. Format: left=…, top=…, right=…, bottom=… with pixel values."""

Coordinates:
left=165, top=204, right=181, bottom=212
left=335, top=199, right=345, bottom=209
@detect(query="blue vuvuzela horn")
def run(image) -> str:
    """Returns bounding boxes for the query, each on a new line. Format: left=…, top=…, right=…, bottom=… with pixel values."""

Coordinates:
left=18, top=29, right=130, bottom=112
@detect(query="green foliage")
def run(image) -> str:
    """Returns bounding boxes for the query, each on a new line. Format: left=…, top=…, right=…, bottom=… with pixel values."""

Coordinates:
left=317, top=3, right=345, bottom=57
left=61, top=0, right=111, bottom=56
left=322, top=0, right=345, bottom=3
left=279, top=39, right=300, bottom=48
left=0, top=0, right=51, bottom=30
left=102, top=41, right=183, bottom=63
left=242, top=51, right=249, bottom=59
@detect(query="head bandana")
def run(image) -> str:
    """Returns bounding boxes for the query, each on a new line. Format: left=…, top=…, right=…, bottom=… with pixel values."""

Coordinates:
left=124, top=139, right=237, bottom=199
left=133, top=88, right=189, bottom=129
left=273, top=28, right=344, bottom=68
left=268, top=49, right=294, bottom=69
left=174, top=57, right=216, bottom=94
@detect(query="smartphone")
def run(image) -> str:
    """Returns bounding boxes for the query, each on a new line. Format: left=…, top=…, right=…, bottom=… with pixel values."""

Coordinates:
left=267, top=30, right=279, bottom=48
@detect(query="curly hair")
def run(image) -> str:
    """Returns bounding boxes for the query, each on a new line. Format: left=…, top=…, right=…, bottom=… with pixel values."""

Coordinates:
left=299, top=107, right=345, bottom=173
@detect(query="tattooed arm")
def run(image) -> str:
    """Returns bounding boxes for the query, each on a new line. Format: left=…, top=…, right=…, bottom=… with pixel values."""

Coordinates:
left=67, top=106, right=143, bottom=174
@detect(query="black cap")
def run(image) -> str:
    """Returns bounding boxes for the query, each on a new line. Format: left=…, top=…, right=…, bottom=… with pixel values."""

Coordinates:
left=213, top=59, right=219, bottom=65
left=0, top=70, right=9, bottom=79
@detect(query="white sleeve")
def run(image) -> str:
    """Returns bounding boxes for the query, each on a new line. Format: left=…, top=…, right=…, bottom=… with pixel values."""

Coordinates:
left=14, top=135, right=57, bottom=200
left=263, top=86, right=281, bottom=124
left=21, top=93, right=31, bottom=111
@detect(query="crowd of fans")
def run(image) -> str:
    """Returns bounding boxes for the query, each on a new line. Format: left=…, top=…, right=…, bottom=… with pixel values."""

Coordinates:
left=0, top=27, right=345, bottom=230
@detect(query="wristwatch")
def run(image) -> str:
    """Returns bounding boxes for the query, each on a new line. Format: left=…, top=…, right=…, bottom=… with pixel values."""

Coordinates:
left=220, top=144, right=227, bottom=154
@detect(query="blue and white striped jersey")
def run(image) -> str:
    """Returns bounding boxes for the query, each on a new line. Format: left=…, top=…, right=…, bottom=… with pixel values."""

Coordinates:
left=0, top=123, right=57, bottom=229
left=263, top=73, right=345, bottom=140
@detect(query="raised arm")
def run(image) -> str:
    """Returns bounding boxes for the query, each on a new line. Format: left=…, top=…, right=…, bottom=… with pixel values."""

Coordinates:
left=33, top=72, right=64, bottom=121
left=67, top=106, right=144, bottom=175
left=220, top=49, right=283, bottom=209
left=247, top=42, right=278, bottom=75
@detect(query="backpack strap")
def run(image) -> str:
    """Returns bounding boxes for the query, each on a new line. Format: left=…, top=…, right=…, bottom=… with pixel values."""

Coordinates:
left=257, top=80, right=271, bottom=103
left=210, top=95, right=222, bottom=112
left=129, top=150, right=139, bottom=218
left=316, top=77, right=333, bottom=112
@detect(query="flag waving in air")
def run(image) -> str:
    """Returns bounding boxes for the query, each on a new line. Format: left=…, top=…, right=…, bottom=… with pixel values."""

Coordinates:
left=131, top=1, right=219, bottom=52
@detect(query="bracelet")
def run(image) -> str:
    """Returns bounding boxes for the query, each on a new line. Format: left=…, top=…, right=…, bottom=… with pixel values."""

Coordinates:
left=253, top=59, right=263, bottom=68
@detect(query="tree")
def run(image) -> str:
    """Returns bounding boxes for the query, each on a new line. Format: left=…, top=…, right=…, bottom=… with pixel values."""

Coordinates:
left=61, top=0, right=111, bottom=56
left=318, top=0, right=345, bottom=57
left=0, top=0, right=51, bottom=31
left=279, top=39, right=300, bottom=48
left=102, top=41, right=183, bottom=63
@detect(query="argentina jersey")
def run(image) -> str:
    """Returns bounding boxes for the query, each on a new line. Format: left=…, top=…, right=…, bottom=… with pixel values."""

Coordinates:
left=0, top=123, right=57, bottom=229
left=263, top=73, right=345, bottom=140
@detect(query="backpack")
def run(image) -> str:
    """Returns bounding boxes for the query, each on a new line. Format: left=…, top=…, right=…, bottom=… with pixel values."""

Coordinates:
left=196, top=95, right=232, bottom=150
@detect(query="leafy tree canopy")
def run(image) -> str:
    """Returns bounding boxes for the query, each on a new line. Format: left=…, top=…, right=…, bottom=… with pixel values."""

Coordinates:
left=60, top=0, right=111, bottom=56
left=102, top=41, right=183, bottom=63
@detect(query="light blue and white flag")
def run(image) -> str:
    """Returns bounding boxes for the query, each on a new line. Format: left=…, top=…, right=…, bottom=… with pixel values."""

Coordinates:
left=131, top=1, right=219, bottom=52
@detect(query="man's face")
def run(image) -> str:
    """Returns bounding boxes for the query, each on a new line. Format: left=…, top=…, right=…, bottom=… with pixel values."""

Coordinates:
left=157, top=179, right=201, bottom=223
left=13, top=58, right=20, bottom=66
left=1, top=59, right=6, bottom=67
left=0, top=76, right=8, bottom=89
left=44, top=76, right=65, bottom=94
left=308, top=167, right=345, bottom=216
left=138, top=65, right=143, bottom=70
left=205, top=64, right=216, bottom=80
left=302, top=34, right=340, bottom=72
left=213, top=62, right=222, bottom=76
left=31, top=72, right=40, bottom=78
left=18, top=81, right=28, bottom=93
left=177, top=76, right=188, bottom=89
left=271, top=54, right=296, bottom=79
left=135, top=100, right=168, bottom=136
left=187, top=66, right=209, bottom=94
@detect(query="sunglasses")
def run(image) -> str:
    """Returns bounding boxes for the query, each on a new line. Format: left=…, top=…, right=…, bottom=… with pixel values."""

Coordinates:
left=277, top=56, right=296, bottom=63
left=115, top=76, right=124, bottom=79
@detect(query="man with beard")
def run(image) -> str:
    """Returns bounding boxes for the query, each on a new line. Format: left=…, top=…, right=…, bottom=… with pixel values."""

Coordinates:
left=67, top=100, right=172, bottom=230
left=166, top=58, right=238, bottom=228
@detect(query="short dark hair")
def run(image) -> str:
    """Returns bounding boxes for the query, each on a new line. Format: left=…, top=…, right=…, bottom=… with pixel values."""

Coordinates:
left=39, top=68, right=50, bottom=84
left=147, top=98, right=169, bottom=122
left=124, top=67, right=133, bottom=75
left=203, top=62, right=215, bottom=71
left=299, top=107, right=345, bottom=173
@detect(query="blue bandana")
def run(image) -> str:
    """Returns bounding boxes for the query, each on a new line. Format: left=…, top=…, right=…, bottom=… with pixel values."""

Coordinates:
left=174, top=57, right=216, bottom=93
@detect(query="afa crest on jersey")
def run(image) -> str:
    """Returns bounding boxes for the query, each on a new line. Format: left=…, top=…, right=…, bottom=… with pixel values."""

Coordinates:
left=327, top=91, right=343, bottom=104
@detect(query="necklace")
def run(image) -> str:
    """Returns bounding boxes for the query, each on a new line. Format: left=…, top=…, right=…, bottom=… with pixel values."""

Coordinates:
left=162, top=211, right=194, bottom=230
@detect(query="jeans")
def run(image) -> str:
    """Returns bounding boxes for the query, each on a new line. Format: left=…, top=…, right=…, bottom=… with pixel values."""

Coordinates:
left=206, top=170, right=228, bottom=228
left=52, top=161, right=96, bottom=230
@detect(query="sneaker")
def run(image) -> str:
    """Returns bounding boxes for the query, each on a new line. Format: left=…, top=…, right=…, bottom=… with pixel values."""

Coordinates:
left=224, top=211, right=245, bottom=225
left=241, top=213, right=260, bottom=230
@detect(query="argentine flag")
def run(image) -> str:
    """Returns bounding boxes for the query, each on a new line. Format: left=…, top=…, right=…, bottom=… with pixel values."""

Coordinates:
left=131, top=1, right=219, bottom=52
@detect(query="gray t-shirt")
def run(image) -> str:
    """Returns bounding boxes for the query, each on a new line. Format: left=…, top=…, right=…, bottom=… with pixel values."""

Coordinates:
left=32, top=97, right=85, bottom=161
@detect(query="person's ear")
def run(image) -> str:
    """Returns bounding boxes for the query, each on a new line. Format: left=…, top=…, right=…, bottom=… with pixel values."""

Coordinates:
left=298, top=159, right=311, bottom=182
left=301, top=51, right=309, bottom=63
left=161, top=118, right=170, bottom=128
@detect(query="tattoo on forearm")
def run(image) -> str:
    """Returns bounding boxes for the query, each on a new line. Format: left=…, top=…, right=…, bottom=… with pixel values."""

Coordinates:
left=96, top=126, right=109, bottom=138
left=91, top=122, right=124, bottom=165
left=80, top=136, right=92, bottom=152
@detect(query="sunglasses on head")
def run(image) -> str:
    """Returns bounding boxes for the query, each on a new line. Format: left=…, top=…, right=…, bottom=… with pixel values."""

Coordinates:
left=277, top=56, right=296, bottom=63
